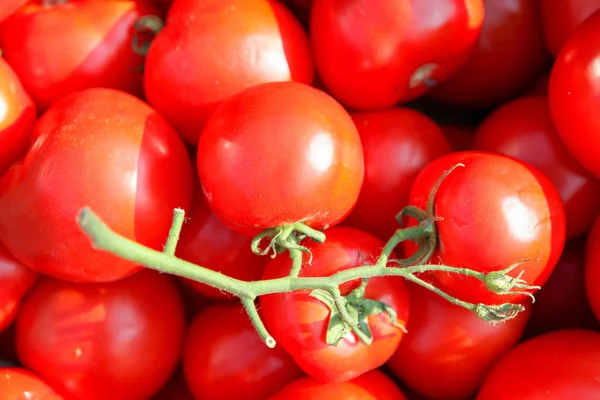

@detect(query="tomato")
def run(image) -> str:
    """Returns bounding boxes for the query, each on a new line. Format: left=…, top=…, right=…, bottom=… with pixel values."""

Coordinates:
left=404, top=151, right=566, bottom=305
left=182, top=303, right=303, bottom=400
left=472, top=96, right=600, bottom=239
left=0, top=88, right=193, bottom=282
left=343, top=108, right=452, bottom=241
left=269, top=370, right=406, bottom=399
left=0, top=0, right=161, bottom=111
left=0, top=368, right=62, bottom=400
left=0, top=0, right=23, bottom=23
left=525, top=237, right=599, bottom=338
left=309, top=0, right=484, bottom=110
left=0, top=58, right=36, bottom=176
left=151, top=369, right=194, bottom=400
left=144, top=0, right=314, bottom=145
left=0, top=242, right=38, bottom=332
left=260, top=227, right=410, bottom=383
left=541, top=0, right=600, bottom=56
left=386, top=283, right=531, bottom=399
left=176, top=171, right=268, bottom=300
left=585, top=215, right=600, bottom=323
left=441, top=124, right=474, bottom=152
left=428, top=0, right=549, bottom=110
left=197, top=81, right=364, bottom=237
left=16, top=271, right=186, bottom=400
left=549, top=10, right=600, bottom=179
left=477, top=329, right=600, bottom=399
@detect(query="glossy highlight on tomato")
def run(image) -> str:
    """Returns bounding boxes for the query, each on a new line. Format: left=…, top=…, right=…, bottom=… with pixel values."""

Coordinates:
left=0, top=368, right=62, bottom=400
left=197, top=81, right=364, bottom=236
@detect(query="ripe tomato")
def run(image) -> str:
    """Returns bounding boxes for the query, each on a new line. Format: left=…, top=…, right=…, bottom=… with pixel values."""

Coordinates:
left=585, top=215, right=600, bottom=323
left=477, top=329, right=600, bottom=399
left=0, top=0, right=160, bottom=111
left=0, top=58, right=36, bottom=176
left=15, top=271, right=186, bottom=400
left=0, top=0, right=23, bottom=23
left=144, top=0, right=314, bottom=145
left=182, top=303, right=303, bottom=400
left=404, top=151, right=566, bottom=305
left=260, top=227, right=410, bottom=383
left=541, top=0, right=600, bottom=56
left=428, top=0, right=549, bottom=109
left=0, top=368, right=62, bottom=400
left=0, top=88, right=193, bottom=282
left=269, top=370, right=406, bottom=399
left=343, top=108, right=452, bottom=241
left=472, top=96, right=600, bottom=239
left=309, top=0, right=484, bottom=110
left=176, top=172, right=268, bottom=300
left=197, top=81, right=364, bottom=237
left=0, top=243, right=38, bottom=332
left=386, top=283, right=531, bottom=399
left=525, top=237, right=599, bottom=338
left=549, top=10, right=600, bottom=179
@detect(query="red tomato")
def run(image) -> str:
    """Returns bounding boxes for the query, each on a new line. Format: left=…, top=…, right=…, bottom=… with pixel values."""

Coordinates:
left=260, top=227, right=410, bottom=383
left=0, top=0, right=24, bottom=23
left=0, top=58, right=36, bottom=176
left=269, top=370, right=406, bottom=399
left=144, top=0, right=314, bottom=145
left=428, top=0, right=549, bottom=109
left=197, top=81, right=364, bottom=237
left=404, top=151, right=566, bottom=305
left=0, top=0, right=160, bottom=111
left=182, top=303, right=303, bottom=400
left=472, top=96, right=600, bottom=239
left=525, top=237, right=599, bottom=338
left=343, top=108, right=452, bottom=241
left=309, top=0, right=484, bottom=110
left=151, top=369, right=194, bottom=400
left=477, top=329, right=600, bottom=399
left=0, top=368, right=62, bottom=400
left=176, top=172, right=268, bottom=300
left=0, top=243, right=38, bottom=332
left=16, top=271, right=186, bottom=400
left=386, top=283, right=531, bottom=399
left=585, top=215, right=600, bottom=323
left=0, top=88, right=193, bottom=282
left=549, top=10, right=600, bottom=179
left=441, top=124, right=474, bottom=152
left=541, top=0, right=600, bottom=56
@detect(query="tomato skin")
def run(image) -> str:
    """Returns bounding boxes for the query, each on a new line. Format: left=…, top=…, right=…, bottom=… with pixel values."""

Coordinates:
left=0, top=58, right=36, bottom=176
left=197, top=81, right=364, bottom=237
left=0, top=0, right=160, bottom=111
left=176, top=173, right=268, bottom=300
left=15, top=271, right=186, bottom=400
left=269, top=370, right=406, bottom=399
left=404, top=151, right=566, bottom=305
left=183, top=303, right=303, bottom=400
left=0, top=368, right=63, bottom=400
left=0, top=88, right=193, bottom=282
left=386, top=283, right=531, bottom=400
left=0, top=0, right=24, bottom=23
left=525, top=237, right=599, bottom=338
left=145, top=0, right=314, bottom=145
left=428, top=0, right=549, bottom=109
left=549, top=10, right=600, bottom=179
left=541, top=0, right=600, bottom=56
left=260, top=227, right=410, bottom=383
left=477, top=329, right=600, bottom=399
left=472, top=96, right=600, bottom=240
left=343, top=108, right=452, bottom=241
left=309, top=0, right=484, bottom=110
left=0, top=243, right=38, bottom=332
left=585, top=215, right=600, bottom=323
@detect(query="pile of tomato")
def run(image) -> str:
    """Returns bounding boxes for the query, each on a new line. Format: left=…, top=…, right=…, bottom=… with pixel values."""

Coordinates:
left=1, top=0, right=600, bottom=399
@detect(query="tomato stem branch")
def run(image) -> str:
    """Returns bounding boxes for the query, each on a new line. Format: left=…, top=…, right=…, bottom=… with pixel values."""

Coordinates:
left=163, top=208, right=184, bottom=256
left=241, top=297, right=276, bottom=348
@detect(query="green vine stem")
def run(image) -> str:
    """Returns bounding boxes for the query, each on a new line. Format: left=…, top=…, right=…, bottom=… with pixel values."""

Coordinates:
left=131, top=16, right=165, bottom=57
left=77, top=207, right=539, bottom=348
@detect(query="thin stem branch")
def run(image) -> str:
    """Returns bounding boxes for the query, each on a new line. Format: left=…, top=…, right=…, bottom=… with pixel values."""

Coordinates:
left=163, top=208, right=185, bottom=256
left=330, top=286, right=372, bottom=345
left=288, top=248, right=304, bottom=277
left=240, top=297, right=276, bottom=348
